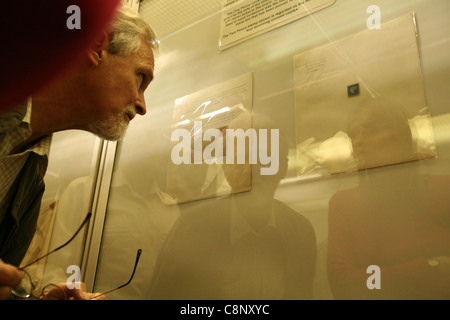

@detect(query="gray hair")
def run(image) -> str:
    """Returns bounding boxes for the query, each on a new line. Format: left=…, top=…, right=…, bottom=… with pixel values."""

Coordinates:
left=107, top=6, right=159, bottom=56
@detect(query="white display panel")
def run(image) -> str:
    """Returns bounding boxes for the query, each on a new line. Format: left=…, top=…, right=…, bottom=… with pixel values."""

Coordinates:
left=166, top=73, right=253, bottom=204
left=294, top=13, right=436, bottom=179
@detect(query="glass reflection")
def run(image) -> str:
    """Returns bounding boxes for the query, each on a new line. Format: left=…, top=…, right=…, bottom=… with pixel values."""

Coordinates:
left=148, top=112, right=317, bottom=299
left=327, top=99, right=450, bottom=299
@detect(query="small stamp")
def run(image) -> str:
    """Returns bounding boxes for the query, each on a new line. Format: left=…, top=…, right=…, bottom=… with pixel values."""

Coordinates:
left=347, top=83, right=360, bottom=98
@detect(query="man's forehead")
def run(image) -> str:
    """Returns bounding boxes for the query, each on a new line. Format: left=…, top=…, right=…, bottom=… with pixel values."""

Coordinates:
left=135, top=42, right=155, bottom=79
left=137, top=41, right=155, bottom=63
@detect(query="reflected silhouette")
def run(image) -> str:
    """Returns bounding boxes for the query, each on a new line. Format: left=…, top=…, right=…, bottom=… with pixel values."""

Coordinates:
left=93, top=125, right=180, bottom=299
left=327, top=98, right=450, bottom=299
left=147, top=112, right=317, bottom=299
left=346, top=99, right=424, bottom=170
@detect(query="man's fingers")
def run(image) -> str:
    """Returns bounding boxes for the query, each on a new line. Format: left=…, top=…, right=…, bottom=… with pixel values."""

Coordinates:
left=0, top=260, right=23, bottom=287
left=0, top=285, right=13, bottom=300
left=48, top=282, right=105, bottom=300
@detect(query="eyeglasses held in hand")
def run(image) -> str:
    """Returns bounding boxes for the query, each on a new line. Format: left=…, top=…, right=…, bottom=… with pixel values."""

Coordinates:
left=12, top=212, right=142, bottom=300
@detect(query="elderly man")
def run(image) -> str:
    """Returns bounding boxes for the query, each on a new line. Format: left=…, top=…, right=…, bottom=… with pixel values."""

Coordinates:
left=0, top=6, right=158, bottom=299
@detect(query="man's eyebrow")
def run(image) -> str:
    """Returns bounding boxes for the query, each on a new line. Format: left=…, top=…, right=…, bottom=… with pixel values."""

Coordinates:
left=148, top=66, right=155, bottom=80
left=145, top=68, right=154, bottom=82
left=138, top=67, right=154, bottom=84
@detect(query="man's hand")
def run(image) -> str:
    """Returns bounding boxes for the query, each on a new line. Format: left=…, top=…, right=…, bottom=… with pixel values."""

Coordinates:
left=42, top=282, right=106, bottom=300
left=0, top=259, right=23, bottom=300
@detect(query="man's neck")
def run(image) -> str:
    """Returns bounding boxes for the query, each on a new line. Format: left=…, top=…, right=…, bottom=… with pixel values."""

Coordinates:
left=10, top=89, right=76, bottom=155
left=32, top=61, right=94, bottom=139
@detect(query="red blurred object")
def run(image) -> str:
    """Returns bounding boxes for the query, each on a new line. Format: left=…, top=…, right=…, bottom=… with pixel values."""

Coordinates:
left=0, top=0, right=121, bottom=113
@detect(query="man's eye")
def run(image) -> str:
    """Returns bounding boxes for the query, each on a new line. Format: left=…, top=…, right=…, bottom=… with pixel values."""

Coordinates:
left=137, top=73, right=146, bottom=87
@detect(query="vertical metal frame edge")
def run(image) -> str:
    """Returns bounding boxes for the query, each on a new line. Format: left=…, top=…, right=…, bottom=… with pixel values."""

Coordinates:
left=81, top=140, right=118, bottom=292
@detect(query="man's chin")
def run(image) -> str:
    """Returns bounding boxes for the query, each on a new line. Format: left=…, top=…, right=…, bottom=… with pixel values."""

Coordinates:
left=88, top=120, right=128, bottom=141
left=101, top=133, right=125, bottom=141
left=100, top=128, right=128, bottom=141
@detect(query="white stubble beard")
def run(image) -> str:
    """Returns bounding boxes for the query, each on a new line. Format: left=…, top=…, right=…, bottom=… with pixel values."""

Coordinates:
left=88, top=104, right=136, bottom=141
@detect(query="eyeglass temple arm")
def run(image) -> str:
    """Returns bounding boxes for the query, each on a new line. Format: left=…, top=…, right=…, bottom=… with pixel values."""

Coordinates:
left=118, top=249, right=142, bottom=289
left=19, top=212, right=92, bottom=270
left=91, top=249, right=142, bottom=298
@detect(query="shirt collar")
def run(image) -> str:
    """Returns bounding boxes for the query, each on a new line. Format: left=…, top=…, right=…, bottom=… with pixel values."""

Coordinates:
left=229, top=197, right=277, bottom=244
left=23, top=97, right=32, bottom=124
left=22, top=97, right=52, bottom=157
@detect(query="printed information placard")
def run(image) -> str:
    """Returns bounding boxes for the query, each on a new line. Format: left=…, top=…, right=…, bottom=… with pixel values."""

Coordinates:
left=219, top=0, right=335, bottom=50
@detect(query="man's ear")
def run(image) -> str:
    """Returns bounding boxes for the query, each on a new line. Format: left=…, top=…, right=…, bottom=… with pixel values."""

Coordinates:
left=87, top=31, right=109, bottom=67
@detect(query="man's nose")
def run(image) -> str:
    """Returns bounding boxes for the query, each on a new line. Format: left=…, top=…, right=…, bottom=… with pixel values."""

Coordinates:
left=135, top=96, right=147, bottom=116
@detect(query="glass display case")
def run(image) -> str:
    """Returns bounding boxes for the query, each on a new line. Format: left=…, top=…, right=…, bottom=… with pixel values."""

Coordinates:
left=68, top=0, right=450, bottom=300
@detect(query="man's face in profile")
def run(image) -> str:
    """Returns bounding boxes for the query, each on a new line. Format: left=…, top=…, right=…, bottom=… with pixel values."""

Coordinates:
left=88, top=40, right=155, bottom=141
